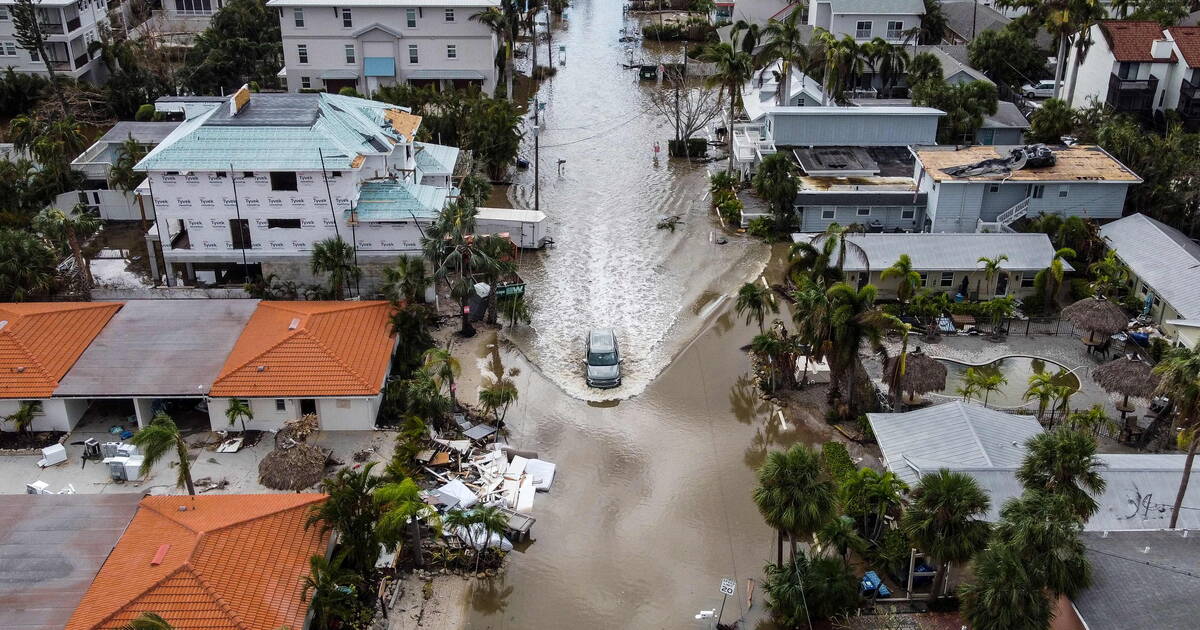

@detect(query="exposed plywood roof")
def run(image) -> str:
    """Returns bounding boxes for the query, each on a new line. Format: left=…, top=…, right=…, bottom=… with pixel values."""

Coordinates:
left=915, top=145, right=1142, bottom=183
left=0, top=302, right=122, bottom=399
left=385, top=110, right=422, bottom=143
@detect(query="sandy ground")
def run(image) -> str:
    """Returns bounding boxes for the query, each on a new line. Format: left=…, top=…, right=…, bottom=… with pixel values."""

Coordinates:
left=388, top=575, right=473, bottom=630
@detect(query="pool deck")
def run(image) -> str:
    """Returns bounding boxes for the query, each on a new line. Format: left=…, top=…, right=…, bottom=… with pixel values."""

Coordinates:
left=870, top=333, right=1142, bottom=454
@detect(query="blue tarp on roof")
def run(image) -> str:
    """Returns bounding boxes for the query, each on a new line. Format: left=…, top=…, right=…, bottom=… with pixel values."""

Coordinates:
left=364, top=57, right=396, bottom=78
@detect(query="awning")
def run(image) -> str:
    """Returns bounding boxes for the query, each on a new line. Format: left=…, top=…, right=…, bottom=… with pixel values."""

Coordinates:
left=319, top=69, right=359, bottom=80
left=364, top=57, right=395, bottom=78
left=406, top=69, right=486, bottom=81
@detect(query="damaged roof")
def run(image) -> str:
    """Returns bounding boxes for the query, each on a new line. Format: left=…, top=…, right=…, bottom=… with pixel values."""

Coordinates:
left=915, top=145, right=1142, bottom=182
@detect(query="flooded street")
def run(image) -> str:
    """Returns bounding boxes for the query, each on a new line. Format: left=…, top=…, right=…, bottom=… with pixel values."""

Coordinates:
left=505, top=0, right=767, bottom=399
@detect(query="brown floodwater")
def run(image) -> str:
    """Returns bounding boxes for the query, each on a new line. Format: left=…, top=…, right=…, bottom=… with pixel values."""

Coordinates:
left=463, top=3, right=807, bottom=628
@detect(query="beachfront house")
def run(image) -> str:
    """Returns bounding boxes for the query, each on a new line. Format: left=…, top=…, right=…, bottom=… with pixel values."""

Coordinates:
left=269, top=0, right=500, bottom=95
left=1099, top=213, right=1200, bottom=348
left=793, top=232, right=1070, bottom=300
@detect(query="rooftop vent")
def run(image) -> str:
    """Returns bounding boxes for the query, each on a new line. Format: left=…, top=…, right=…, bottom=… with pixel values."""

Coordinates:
left=257, top=365, right=267, bottom=372
left=289, top=317, right=301, bottom=330
left=14, top=366, right=24, bottom=373
left=151, top=544, right=171, bottom=565
left=0, top=320, right=7, bottom=330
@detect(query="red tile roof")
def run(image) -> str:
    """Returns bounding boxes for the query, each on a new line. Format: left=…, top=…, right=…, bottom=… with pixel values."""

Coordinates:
left=65, top=494, right=328, bottom=630
left=1100, top=20, right=1175, bottom=63
left=0, top=302, right=121, bottom=399
left=209, top=301, right=395, bottom=398
left=1169, top=26, right=1200, bottom=68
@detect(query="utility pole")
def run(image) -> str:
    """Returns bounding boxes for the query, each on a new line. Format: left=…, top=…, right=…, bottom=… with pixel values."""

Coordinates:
left=532, top=0, right=540, bottom=216
left=971, top=0, right=978, bottom=40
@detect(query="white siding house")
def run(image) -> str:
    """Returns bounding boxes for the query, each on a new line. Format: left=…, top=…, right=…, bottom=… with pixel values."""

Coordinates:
left=268, top=0, right=500, bottom=96
left=809, top=0, right=924, bottom=43
left=0, top=0, right=109, bottom=83
left=1067, top=21, right=1174, bottom=119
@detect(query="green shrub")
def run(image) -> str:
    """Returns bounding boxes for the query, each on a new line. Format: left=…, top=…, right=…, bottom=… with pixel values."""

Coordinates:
left=747, top=216, right=773, bottom=239
left=948, top=301, right=988, bottom=317
left=643, top=22, right=683, bottom=40
left=880, top=303, right=904, bottom=317
left=1069, top=278, right=1094, bottom=300
left=135, top=104, right=156, bottom=121
left=1020, top=293, right=1045, bottom=315
left=1149, top=337, right=1170, bottom=363
left=338, top=86, right=363, bottom=97
left=856, top=414, right=874, bottom=441
left=869, top=527, right=911, bottom=581
left=821, top=442, right=855, bottom=484
left=717, top=197, right=742, bottom=225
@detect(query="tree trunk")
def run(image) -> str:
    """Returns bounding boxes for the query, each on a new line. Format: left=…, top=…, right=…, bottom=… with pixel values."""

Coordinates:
left=787, top=531, right=797, bottom=561
left=726, top=89, right=735, bottom=174
left=1169, top=435, right=1198, bottom=529
left=1066, top=34, right=1084, bottom=105
left=177, top=439, right=196, bottom=496
left=68, top=228, right=93, bottom=287
left=776, top=529, right=784, bottom=566
left=929, top=559, right=947, bottom=600
left=1052, top=35, right=1068, bottom=100
left=410, top=519, right=425, bottom=568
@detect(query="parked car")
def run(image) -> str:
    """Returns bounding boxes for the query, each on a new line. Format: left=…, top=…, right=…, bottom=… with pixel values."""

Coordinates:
left=1021, top=80, right=1058, bottom=99
left=584, top=329, right=621, bottom=388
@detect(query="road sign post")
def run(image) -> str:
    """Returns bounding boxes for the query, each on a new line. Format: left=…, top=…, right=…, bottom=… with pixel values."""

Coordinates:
left=716, top=578, right=735, bottom=628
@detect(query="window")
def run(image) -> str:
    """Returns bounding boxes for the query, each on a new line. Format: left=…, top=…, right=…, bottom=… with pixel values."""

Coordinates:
left=1021, top=272, right=1035, bottom=288
left=1118, top=62, right=1140, bottom=80
left=1031, top=184, right=1045, bottom=199
left=408, top=43, right=419, bottom=64
left=341, top=8, right=352, bottom=27
left=855, top=21, right=872, bottom=38
left=918, top=272, right=929, bottom=286
left=336, top=399, right=352, bottom=409
left=20, top=400, right=44, bottom=414
left=901, top=207, right=915, bottom=219
left=0, top=7, right=8, bottom=19
left=242, top=171, right=254, bottom=178
left=0, top=42, right=15, bottom=56
left=230, top=219, right=251, bottom=250
left=29, top=48, right=37, bottom=61
left=988, top=183, right=999, bottom=193
left=344, top=44, right=356, bottom=64
left=405, top=7, right=416, bottom=27
left=297, top=44, right=308, bottom=64
left=300, top=76, right=311, bottom=89
left=269, top=171, right=298, bottom=191
left=446, top=44, right=457, bottom=59
left=940, top=272, right=954, bottom=288
left=1058, top=185, right=1069, bottom=198
left=267, top=218, right=302, bottom=229
left=887, top=20, right=903, bottom=39
left=293, top=8, right=304, bottom=27
left=857, top=207, right=871, bottom=216
left=275, top=399, right=287, bottom=411
left=444, top=8, right=454, bottom=21
left=821, top=208, right=836, bottom=219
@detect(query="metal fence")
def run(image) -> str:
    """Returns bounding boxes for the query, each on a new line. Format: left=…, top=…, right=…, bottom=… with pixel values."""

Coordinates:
left=1003, top=317, right=1079, bottom=337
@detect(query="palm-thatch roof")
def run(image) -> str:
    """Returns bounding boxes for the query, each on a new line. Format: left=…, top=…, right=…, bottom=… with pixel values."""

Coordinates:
left=885, top=348, right=948, bottom=395
left=1062, top=296, right=1127, bottom=335
left=1093, top=355, right=1161, bottom=399
left=258, top=444, right=329, bottom=491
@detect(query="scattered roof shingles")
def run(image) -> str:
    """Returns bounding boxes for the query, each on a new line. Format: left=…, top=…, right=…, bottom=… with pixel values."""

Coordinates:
left=0, top=302, right=121, bottom=399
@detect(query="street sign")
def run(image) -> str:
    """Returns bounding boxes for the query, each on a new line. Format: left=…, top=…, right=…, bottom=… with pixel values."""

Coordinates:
left=719, top=578, right=736, bottom=596
left=496, top=283, right=526, bottom=297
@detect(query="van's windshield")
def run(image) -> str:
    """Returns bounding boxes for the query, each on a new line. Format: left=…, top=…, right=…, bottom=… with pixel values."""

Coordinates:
left=588, top=351, right=618, bottom=366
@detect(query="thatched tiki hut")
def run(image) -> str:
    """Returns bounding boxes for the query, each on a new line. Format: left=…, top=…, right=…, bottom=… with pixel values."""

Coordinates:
left=884, top=348, right=948, bottom=408
left=1093, top=355, right=1161, bottom=416
left=1062, top=296, right=1127, bottom=343
left=258, top=444, right=329, bottom=492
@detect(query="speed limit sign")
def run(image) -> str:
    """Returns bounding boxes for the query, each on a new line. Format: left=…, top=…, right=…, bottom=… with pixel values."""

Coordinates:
left=719, top=578, right=736, bottom=596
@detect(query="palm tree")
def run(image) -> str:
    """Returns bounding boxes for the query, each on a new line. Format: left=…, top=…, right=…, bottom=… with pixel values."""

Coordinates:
left=753, top=444, right=837, bottom=564
left=1016, top=428, right=1106, bottom=521
left=812, top=29, right=863, bottom=105
left=840, top=466, right=908, bottom=541
left=381, top=256, right=430, bottom=305
left=390, top=303, right=434, bottom=373
left=816, top=515, right=866, bottom=564
left=123, top=612, right=174, bottom=630
left=1152, top=346, right=1200, bottom=529
left=303, top=554, right=363, bottom=630
left=787, top=237, right=841, bottom=287
left=976, top=254, right=1008, bottom=298
left=976, top=372, right=1007, bottom=408
left=224, top=398, right=253, bottom=433
left=430, top=212, right=499, bottom=337
left=699, top=42, right=753, bottom=173
left=1087, top=250, right=1127, bottom=298
left=108, top=136, right=149, bottom=228
left=993, top=490, right=1092, bottom=597
left=447, top=506, right=509, bottom=572
left=959, top=541, right=1054, bottom=630
left=1035, top=247, right=1075, bottom=310
left=376, top=477, right=440, bottom=568
left=880, top=254, right=921, bottom=305
left=957, top=367, right=982, bottom=402
left=814, top=223, right=869, bottom=275
left=730, top=19, right=761, bottom=56
left=479, top=379, right=519, bottom=426
left=735, top=281, right=778, bottom=333
left=1024, top=370, right=1057, bottom=422
left=3, top=401, right=38, bottom=436
left=310, top=237, right=360, bottom=299
left=306, top=462, right=383, bottom=573
left=472, top=6, right=512, bottom=98
left=753, top=152, right=799, bottom=233
left=759, top=10, right=811, bottom=106
left=901, top=469, right=991, bottom=599
left=1065, top=404, right=1115, bottom=436
left=0, top=228, right=56, bottom=301
left=826, top=282, right=896, bottom=416
left=33, top=203, right=101, bottom=288
left=475, top=234, right=517, bottom=325
left=422, top=347, right=461, bottom=397
left=129, top=412, right=196, bottom=496
left=906, top=51, right=943, bottom=86
left=498, top=294, right=532, bottom=328
left=751, top=331, right=785, bottom=392
left=792, top=278, right=831, bottom=388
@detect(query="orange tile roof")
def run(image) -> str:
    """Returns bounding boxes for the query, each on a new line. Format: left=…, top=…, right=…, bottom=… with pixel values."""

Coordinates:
left=1169, top=26, right=1200, bottom=68
left=1100, top=20, right=1175, bottom=63
left=209, top=301, right=395, bottom=398
left=0, top=302, right=121, bottom=399
left=65, top=494, right=328, bottom=630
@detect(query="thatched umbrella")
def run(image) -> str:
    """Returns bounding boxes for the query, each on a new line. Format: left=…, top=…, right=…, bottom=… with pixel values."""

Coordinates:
left=885, top=347, right=948, bottom=406
left=258, top=444, right=328, bottom=491
left=1062, top=296, right=1127, bottom=343
left=1093, top=355, right=1161, bottom=416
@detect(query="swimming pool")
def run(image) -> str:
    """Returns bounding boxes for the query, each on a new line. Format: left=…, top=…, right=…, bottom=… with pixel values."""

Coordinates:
left=937, top=356, right=1080, bottom=409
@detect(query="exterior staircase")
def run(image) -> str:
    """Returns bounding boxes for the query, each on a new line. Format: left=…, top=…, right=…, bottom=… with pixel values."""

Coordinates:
left=976, top=196, right=1031, bottom=233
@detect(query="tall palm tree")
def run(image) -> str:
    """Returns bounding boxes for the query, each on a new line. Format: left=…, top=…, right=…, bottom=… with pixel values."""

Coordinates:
left=0, top=228, right=56, bottom=301
left=826, top=282, right=895, bottom=416
left=792, top=278, right=832, bottom=387
left=753, top=444, right=837, bottom=564
left=306, top=462, right=383, bottom=573
left=1024, top=370, right=1057, bottom=421
left=993, top=490, right=1092, bottom=597
left=813, top=222, right=869, bottom=275
left=880, top=254, right=921, bottom=304
left=422, top=347, right=461, bottom=397
left=976, top=372, right=1007, bottom=408
left=431, top=215, right=499, bottom=338
left=751, top=330, right=785, bottom=392
left=787, top=237, right=841, bottom=287
left=699, top=42, right=753, bottom=173
left=840, top=466, right=908, bottom=541
left=123, top=612, right=174, bottom=630
left=812, top=29, right=863, bottom=105
left=901, top=469, right=992, bottom=600
left=381, top=256, right=430, bottom=305
left=129, top=412, right=196, bottom=496
left=310, top=237, right=360, bottom=299
left=816, top=515, right=866, bottom=564
left=976, top=254, right=1008, bottom=298
left=959, top=541, right=1054, bottom=630
left=476, top=234, right=517, bottom=325
left=1035, top=247, right=1075, bottom=309
left=376, top=477, right=440, bottom=568
left=735, top=281, right=778, bottom=333
left=303, top=554, right=362, bottom=630
left=479, top=379, right=519, bottom=426
left=753, top=152, right=799, bottom=232
left=108, top=136, right=149, bottom=228
left=472, top=6, right=512, bottom=98
left=729, top=19, right=761, bottom=56
left=759, top=10, right=811, bottom=106
left=224, top=398, right=252, bottom=433
left=1152, top=346, right=1200, bottom=529
left=33, top=203, right=101, bottom=287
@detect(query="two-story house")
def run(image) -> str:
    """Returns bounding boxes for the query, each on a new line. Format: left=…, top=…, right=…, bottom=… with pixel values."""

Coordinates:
left=1067, top=21, right=1173, bottom=118
left=0, top=0, right=108, bottom=83
left=808, top=0, right=924, bottom=43
left=268, top=0, right=500, bottom=95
